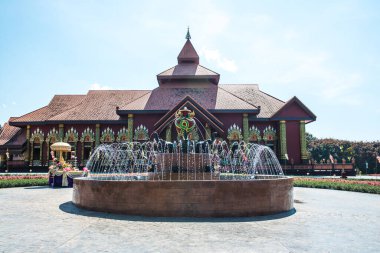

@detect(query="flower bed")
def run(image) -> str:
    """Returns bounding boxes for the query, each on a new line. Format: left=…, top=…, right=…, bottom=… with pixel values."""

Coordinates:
left=294, top=177, right=380, bottom=194
left=0, top=175, right=48, bottom=188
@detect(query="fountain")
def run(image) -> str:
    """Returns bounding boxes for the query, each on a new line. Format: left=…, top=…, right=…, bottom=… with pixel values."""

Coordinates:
left=72, top=107, right=293, bottom=217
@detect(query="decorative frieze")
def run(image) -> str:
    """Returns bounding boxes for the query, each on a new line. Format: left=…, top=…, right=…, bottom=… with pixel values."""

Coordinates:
left=263, top=126, right=277, bottom=142
left=227, top=124, right=243, bottom=141
left=30, top=128, right=44, bottom=143
left=100, top=127, right=115, bottom=143
left=64, top=127, right=79, bottom=142
left=134, top=125, right=149, bottom=141
left=116, top=127, right=129, bottom=142
left=248, top=126, right=261, bottom=142
left=46, top=128, right=59, bottom=143
left=81, top=127, right=95, bottom=143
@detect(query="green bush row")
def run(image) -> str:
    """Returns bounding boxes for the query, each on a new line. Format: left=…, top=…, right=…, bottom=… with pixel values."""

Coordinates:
left=294, top=180, right=380, bottom=194
left=0, top=178, right=48, bottom=188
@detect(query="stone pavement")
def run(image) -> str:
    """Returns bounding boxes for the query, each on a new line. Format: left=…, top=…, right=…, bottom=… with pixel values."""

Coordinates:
left=0, top=186, right=379, bottom=253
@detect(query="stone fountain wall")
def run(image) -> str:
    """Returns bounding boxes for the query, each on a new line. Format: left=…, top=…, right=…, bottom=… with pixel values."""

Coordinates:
left=73, top=177, right=294, bottom=217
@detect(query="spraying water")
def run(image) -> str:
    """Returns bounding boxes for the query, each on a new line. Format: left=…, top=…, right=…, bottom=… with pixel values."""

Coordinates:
left=86, top=139, right=284, bottom=181
left=86, top=107, right=284, bottom=181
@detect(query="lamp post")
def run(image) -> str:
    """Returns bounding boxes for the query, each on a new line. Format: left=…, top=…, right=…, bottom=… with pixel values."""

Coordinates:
left=5, top=149, right=10, bottom=173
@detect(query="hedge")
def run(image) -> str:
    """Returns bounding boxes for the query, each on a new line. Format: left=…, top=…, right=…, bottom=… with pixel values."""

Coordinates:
left=0, top=178, right=48, bottom=188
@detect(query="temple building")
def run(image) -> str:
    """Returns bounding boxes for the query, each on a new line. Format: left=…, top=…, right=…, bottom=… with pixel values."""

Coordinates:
left=0, top=31, right=316, bottom=171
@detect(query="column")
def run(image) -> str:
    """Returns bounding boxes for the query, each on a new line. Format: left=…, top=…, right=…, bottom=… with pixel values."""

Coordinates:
left=243, top=113, right=249, bottom=142
left=59, top=124, right=64, bottom=141
left=95, top=124, right=100, bottom=147
left=128, top=114, right=134, bottom=141
left=279, top=120, right=287, bottom=162
left=25, top=125, right=30, bottom=162
left=165, top=125, right=172, bottom=142
left=39, top=140, right=43, bottom=166
left=29, top=141, right=34, bottom=166
left=81, top=140, right=85, bottom=166
left=205, top=123, right=211, bottom=140
left=46, top=141, right=50, bottom=166
left=300, top=120, right=308, bottom=163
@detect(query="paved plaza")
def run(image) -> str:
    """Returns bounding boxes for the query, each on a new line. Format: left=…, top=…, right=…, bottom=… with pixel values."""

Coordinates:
left=0, top=186, right=379, bottom=253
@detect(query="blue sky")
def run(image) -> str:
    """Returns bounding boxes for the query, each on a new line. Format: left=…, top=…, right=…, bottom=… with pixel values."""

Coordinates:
left=0, top=0, right=379, bottom=141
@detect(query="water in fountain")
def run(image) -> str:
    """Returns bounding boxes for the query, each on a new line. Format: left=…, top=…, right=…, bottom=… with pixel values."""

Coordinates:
left=86, top=138, right=285, bottom=181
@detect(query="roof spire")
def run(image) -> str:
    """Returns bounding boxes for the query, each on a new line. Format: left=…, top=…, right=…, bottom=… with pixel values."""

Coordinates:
left=186, top=27, right=191, bottom=40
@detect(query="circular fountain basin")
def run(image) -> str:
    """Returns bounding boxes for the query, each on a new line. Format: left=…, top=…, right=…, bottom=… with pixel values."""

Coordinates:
left=72, top=177, right=293, bottom=217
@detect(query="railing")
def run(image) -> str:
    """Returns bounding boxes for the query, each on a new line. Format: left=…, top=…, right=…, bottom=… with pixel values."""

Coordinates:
left=283, top=163, right=355, bottom=176
left=7, top=161, right=27, bottom=167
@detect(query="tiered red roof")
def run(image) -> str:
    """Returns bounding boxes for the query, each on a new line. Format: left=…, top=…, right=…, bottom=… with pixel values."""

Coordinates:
left=2, top=32, right=316, bottom=149
left=157, top=38, right=219, bottom=85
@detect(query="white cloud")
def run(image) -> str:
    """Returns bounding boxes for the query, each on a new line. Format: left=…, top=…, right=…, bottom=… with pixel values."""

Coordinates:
left=200, top=48, right=238, bottom=73
left=89, top=83, right=112, bottom=90
left=283, top=30, right=299, bottom=41
left=248, top=38, right=362, bottom=106
left=251, top=14, right=273, bottom=27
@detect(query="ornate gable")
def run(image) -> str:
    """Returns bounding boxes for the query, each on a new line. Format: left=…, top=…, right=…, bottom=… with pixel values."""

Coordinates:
left=30, top=128, right=44, bottom=143
left=154, top=95, right=224, bottom=135
left=227, top=124, right=243, bottom=141
left=263, top=126, right=277, bottom=141
left=116, top=127, right=129, bottom=142
left=80, top=127, right=95, bottom=142
left=248, top=126, right=261, bottom=142
left=134, top=125, right=149, bottom=141
left=46, top=128, right=59, bottom=143
left=100, top=127, right=115, bottom=143
left=64, top=127, right=79, bottom=142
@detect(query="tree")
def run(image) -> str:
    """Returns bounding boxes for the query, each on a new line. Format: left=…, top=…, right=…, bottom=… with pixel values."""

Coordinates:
left=306, top=132, right=380, bottom=173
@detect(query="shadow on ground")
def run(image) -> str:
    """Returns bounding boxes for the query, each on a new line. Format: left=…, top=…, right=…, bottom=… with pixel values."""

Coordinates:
left=59, top=201, right=296, bottom=223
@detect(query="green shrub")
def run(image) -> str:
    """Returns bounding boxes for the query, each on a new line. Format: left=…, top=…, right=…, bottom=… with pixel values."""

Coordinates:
left=0, top=178, right=48, bottom=188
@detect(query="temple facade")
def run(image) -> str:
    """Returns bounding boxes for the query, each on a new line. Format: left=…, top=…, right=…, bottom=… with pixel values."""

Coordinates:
left=0, top=32, right=316, bottom=171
